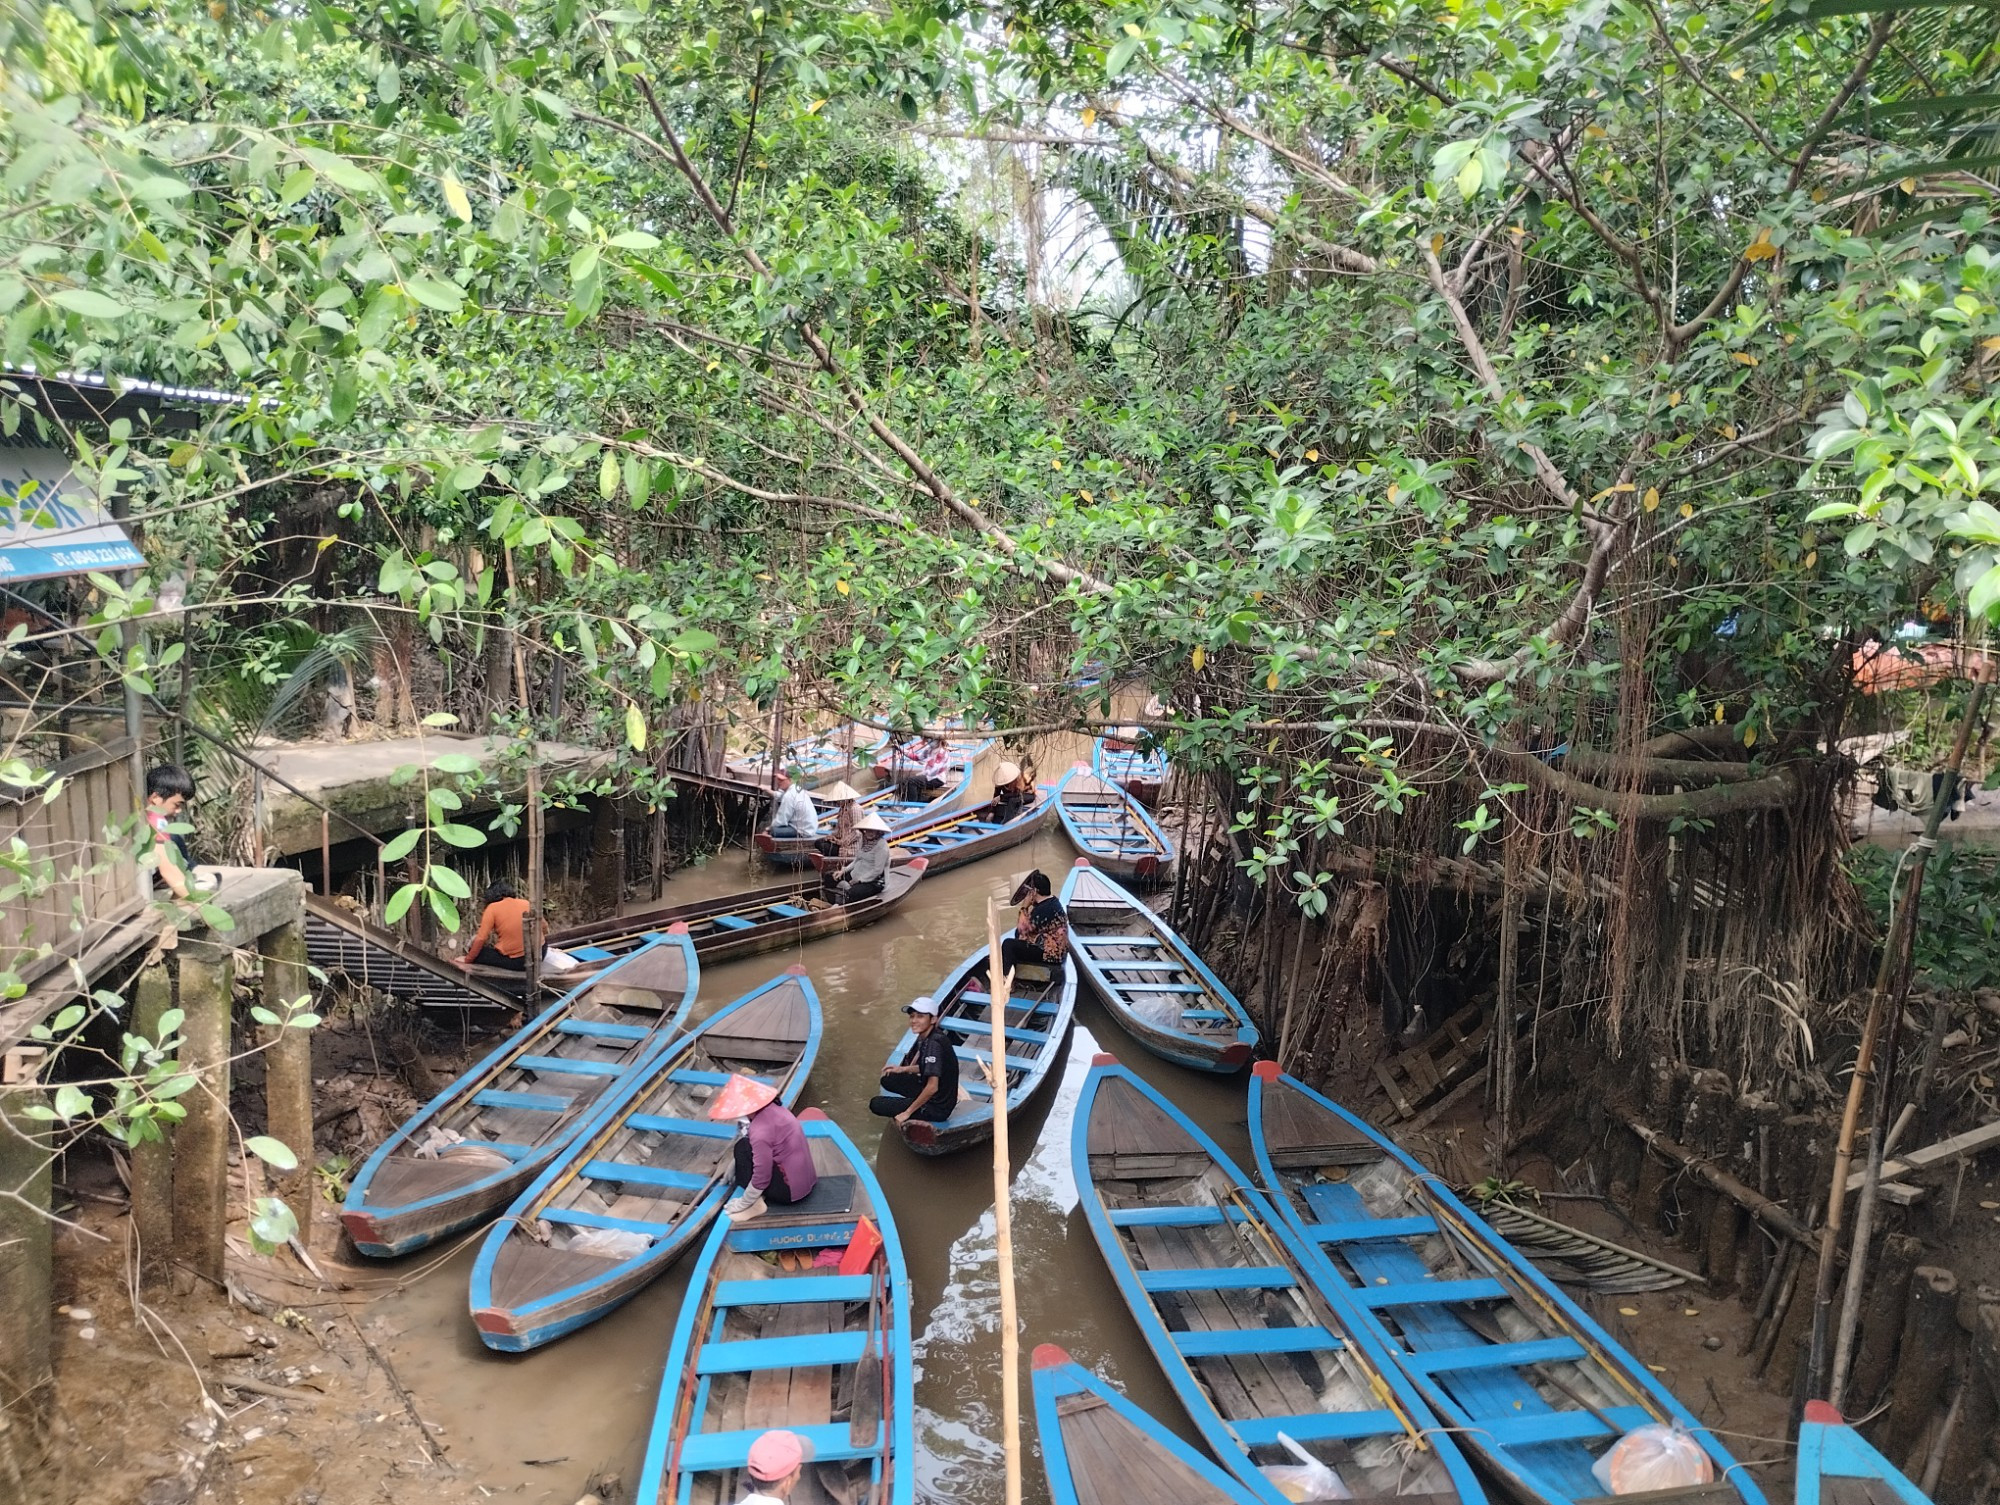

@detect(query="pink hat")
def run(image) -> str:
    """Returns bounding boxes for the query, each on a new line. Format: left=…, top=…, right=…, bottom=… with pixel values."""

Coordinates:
left=747, top=1428, right=814, bottom=1481
left=707, top=1074, right=780, bottom=1120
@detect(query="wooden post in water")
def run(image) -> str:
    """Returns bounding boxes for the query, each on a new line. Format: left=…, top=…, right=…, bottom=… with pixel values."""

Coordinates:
left=985, top=900, right=1023, bottom=1505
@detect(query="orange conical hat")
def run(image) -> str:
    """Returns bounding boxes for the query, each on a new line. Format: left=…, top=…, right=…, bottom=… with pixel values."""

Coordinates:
left=708, top=1074, right=780, bottom=1120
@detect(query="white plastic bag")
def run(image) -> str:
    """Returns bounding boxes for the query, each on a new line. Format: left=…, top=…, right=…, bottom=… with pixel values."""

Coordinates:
left=542, top=945, right=582, bottom=973
left=567, top=1226, right=654, bottom=1259
left=1257, top=1431, right=1350, bottom=1502
left=1591, top=1424, right=1716, bottom=1495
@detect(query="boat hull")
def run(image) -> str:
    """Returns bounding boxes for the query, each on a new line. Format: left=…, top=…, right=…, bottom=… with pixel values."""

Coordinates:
left=1093, top=736, right=1166, bottom=805
left=1032, top=1344, right=1258, bottom=1505
left=1796, top=1401, right=1931, bottom=1504
left=1056, top=769, right=1176, bottom=885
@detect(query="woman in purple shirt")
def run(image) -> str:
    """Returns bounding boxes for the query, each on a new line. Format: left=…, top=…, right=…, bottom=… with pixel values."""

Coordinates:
left=710, top=1074, right=817, bottom=1223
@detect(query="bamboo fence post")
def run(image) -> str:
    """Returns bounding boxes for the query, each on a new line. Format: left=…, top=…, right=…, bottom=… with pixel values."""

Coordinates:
left=1810, top=676, right=1988, bottom=1402
left=985, top=901, right=1023, bottom=1505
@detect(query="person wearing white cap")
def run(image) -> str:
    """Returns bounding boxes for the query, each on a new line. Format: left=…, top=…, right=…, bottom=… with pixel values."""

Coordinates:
left=767, top=768, right=820, bottom=840
left=735, top=1428, right=815, bottom=1503
left=869, top=996, right=959, bottom=1125
left=824, top=811, right=890, bottom=903
left=992, top=758, right=1033, bottom=814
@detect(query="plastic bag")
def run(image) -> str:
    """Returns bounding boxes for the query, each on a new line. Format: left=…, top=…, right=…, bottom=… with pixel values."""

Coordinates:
left=567, top=1226, right=654, bottom=1259
left=1591, top=1424, right=1716, bottom=1496
left=542, top=945, right=582, bottom=973
left=1257, top=1432, right=1351, bottom=1502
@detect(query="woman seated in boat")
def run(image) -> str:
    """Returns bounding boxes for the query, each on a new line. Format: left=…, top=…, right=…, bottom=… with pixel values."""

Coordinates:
left=822, top=813, right=891, bottom=903
left=735, top=1429, right=813, bottom=1504
left=991, top=759, right=1034, bottom=813
left=813, top=779, right=863, bottom=859
left=766, top=768, right=820, bottom=839
left=884, top=734, right=949, bottom=796
left=713, top=1074, right=816, bottom=1224
left=1001, top=870, right=1068, bottom=977
left=869, top=996, right=958, bottom=1126
left=452, top=881, right=531, bottom=972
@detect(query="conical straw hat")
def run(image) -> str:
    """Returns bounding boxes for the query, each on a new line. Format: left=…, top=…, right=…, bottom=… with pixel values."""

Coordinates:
left=855, top=812, right=891, bottom=833
left=994, top=760, right=1022, bottom=784
left=708, top=1074, right=780, bottom=1120
left=821, top=780, right=862, bottom=801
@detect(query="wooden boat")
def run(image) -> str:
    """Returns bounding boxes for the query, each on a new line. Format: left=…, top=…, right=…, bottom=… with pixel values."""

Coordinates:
left=1248, top=1064, right=1762, bottom=1505
left=341, top=933, right=700, bottom=1257
left=1032, top=1343, right=1259, bottom=1505
left=882, top=942, right=1077, bottom=1155
left=752, top=781, right=904, bottom=869
left=725, top=722, right=888, bottom=788
left=549, top=857, right=928, bottom=969
left=636, top=1109, right=913, bottom=1505
left=812, top=778, right=1063, bottom=880
left=1796, top=1400, right=1929, bottom=1504
left=1093, top=736, right=1167, bottom=806
left=1072, top=1056, right=1484, bottom=1505
left=469, top=970, right=823, bottom=1351
left=1060, top=861, right=1257, bottom=1073
left=1057, top=766, right=1176, bottom=884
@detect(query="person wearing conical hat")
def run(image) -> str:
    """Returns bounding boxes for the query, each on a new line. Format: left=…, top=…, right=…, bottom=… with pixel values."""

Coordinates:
left=992, top=758, right=1032, bottom=813
left=816, top=779, right=863, bottom=861
left=824, top=811, right=890, bottom=904
left=712, top=1073, right=816, bottom=1225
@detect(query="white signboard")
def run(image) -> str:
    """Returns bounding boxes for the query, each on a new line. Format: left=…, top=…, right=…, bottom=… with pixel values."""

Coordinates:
left=0, top=445, right=144, bottom=583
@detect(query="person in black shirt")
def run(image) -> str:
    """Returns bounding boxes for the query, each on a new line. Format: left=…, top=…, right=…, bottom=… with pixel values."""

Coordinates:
left=1000, top=869, right=1068, bottom=977
left=869, top=996, right=959, bottom=1125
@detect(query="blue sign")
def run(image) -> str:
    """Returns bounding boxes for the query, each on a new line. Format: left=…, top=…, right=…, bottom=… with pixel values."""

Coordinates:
left=0, top=447, right=144, bottom=583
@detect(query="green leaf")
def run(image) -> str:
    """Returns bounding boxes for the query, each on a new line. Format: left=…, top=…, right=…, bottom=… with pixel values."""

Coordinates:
left=430, top=863, right=471, bottom=899
left=403, top=277, right=464, bottom=313
left=432, top=752, right=480, bottom=775
left=330, top=364, right=360, bottom=424
left=197, top=903, right=235, bottom=932
left=1106, top=35, right=1141, bottom=77
left=1967, top=562, right=2000, bottom=622
left=427, top=888, right=461, bottom=930
left=626, top=702, right=647, bottom=751
left=279, top=167, right=318, bottom=207
left=434, top=822, right=486, bottom=848
left=53, top=1083, right=90, bottom=1120
left=600, top=449, right=620, bottom=499
left=383, top=883, right=420, bottom=924
left=607, top=230, right=661, bottom=250
left=51, top=288, right=128, bottom=319
left=247, top=1194, right=298, bottom=1254
left=381, top=827, right=423, bottom=862
left=570, top=244, right=601, bottom=284
left=157, top=1007, right=184, bottom=1038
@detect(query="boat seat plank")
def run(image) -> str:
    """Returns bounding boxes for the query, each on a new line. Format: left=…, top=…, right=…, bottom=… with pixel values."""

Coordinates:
left=767, top=903, right=811, bottom=919
left=957, top=1046, right=1044, bottom=1073
left=1092, top=960, right=1184, bottom=972
left=1476, top=1405, right=1651, bottom=1446
left=582, top=1159, right=710, bottom=1191
left=540, top=1207, right=669, bottom=1236
left=1175, top=1327, right=1341, bottom=1358
left=1107, top=1206, right=1246, bottom=1228
left=569, top=946, right=615, bottom=961
left=939, top=1017, right=1049, bottom=1046
left=473, top=1089, right=570, bottom=1112
left=1231, top=1410, right=1403, bottom=1445
left=697, top=1331, right=869, bottom=1375
left=627, top=1114, right=736, bottom=1138
left=1353, top=1277, right=1508, bottom=1308
left=671, top=1069, right=775, bottom=1087
left=553, top=1019, right=652, bottom=1041
left=713, top=1276, right=873, bottom=1308
left=1136, top=1266, right=1295, bottom=1293
left=1080, top=935, right=1161, bottom=947
left=676, top=1422, right=884, bottom=1474
left=1404, top=1337, right=1587, bottom=1375
left=1302, top=1216, right=1441, bottom=1244
left=711, top=914, right=757, bottom=931
left=515, top=1054, right=627, bottom=1077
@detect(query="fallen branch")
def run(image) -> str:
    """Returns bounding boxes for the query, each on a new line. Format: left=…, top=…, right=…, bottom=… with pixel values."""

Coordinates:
left=1626, top=1119, right=1814, bottom=1248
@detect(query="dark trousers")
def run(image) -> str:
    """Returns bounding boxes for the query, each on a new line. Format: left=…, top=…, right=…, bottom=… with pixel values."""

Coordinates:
left=999, top=937, right=1060, bottom=976
left=480, top=950, right=526, bottom=972
left=822, top=873, right=884, bottom=905
left=732, top=1137, right=798, bottom=1204
left=868, top=1072, right=954, bottom=1122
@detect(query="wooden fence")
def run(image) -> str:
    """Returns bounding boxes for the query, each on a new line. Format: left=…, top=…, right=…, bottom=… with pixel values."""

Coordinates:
left=0, top=736, right=142, bottom=987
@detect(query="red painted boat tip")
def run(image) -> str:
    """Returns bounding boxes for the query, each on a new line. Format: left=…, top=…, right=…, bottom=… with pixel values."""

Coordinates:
left=1091, top=1052, right=1119, bottom=1066
left=1070, top=761, right=1089, bottom=771
left=1252, top=1060, right=1280, bottom=1081
left=340, top=1209, right=377, bottom=1242
left=667, top=922, right=691, bottom=934
left=1032, top=1344, right=1071, bottom=1370
left=1072, top=857, right=1092, bottom=868
left=902, top=1120, right=935, bottom=1147
left=1219, top=1042, right=1255, bottom=1070
left=472, top=1308, right=514, bottom=1336
left=785, top=963, right=808, bottom=975
left=798, top=1107, right=831, bottom=1122
left=1803, top=1400, right=1843, bottom=1425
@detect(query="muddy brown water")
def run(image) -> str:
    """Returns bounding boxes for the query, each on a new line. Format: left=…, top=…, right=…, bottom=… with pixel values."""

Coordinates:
left=365, top=823, right=1248, bottom=1505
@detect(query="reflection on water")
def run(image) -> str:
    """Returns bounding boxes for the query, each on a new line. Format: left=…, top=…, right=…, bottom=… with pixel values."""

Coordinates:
left=367, top=810, right=1259, bottom=1505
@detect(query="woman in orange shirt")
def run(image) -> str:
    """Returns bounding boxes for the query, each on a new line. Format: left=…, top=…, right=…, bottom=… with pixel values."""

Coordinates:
left=453, top=881, right=531, bottom=971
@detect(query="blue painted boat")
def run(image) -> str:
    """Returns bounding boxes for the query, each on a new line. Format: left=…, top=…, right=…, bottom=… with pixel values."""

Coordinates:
left=1060, top=861, right=1257, bottom=1073
left=637, top=1110, right=913, bottom=1505
left=753, top=780, right=906, bottom=869
left=469, top=970, right=823, bottom=1350
left=1093, top=736, right=1167, bottom=806
left=1072, top=1056, right=1484, bottom=1504
left=884, top=941, right=1077, bottom=1155
left=1032, top=1343, right=1259, bottom=1505
left=1796, top=1401, right=1930, bottom=1504
left=726, top=721, right=889, bottom=788
left=1057, top=766, right=1176, bottom=884
left=881, top=773, right=1065, bottom=875
left=341, top=932, right=700, bottom=1257
left=1247, top=1064, right=1764, bottom=1505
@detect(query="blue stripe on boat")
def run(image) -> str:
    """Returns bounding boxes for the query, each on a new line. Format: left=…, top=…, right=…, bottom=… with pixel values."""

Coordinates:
left=540, top=1207, right=669, bottom=1235
left=938, top=1017, right=1049, bottom=1045
left=580, top=1159, right=711, bottom=1191
left=568, top=946, right=614, bottom=960
left=767, top=903, right=810, bottom=918
left=626, top=1114, right=736, bottom=1138
left=1403, top=1337, right=1587, bottom=1374
left=677, top=1422, right=884, bottom=1474
left=710, top=913, right=756, bottom=930
left=515, top=1054, right=625, bottom=1076
left=551, top=1019, right=652, bottom=1041
left=1352, top=1277, right=1509, bottom=1307
left=1303, top=1216, right=1441, bottom=1243
left=712, top=1275, right=873, bottom=1307
left=473, top=1089, right=568, bottom=1112
left=1136, top=1266, right=1294, bottom=1292
left=697, top=1330, right=870, bottom=1374
left=1476, top=1406, right=1651, bottom=1446
left=1232, top=1411, right=1404, bottom=1445
left=1107, top=1205, right=1246, bottom=1227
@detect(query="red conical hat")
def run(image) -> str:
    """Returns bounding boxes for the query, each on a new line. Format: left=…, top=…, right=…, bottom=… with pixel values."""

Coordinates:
left=708, top=1074, right=780, bottom=1120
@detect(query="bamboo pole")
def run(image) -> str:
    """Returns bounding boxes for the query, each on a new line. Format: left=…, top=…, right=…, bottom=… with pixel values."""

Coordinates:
left=985, top=901, right=1023, bottom=1505
left=1809, top=677, right=1988, bottom=1401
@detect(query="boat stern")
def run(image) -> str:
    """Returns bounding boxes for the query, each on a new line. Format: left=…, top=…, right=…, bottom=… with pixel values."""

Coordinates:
left=340, top=1206, right=402, bottom=1258
left=471, top=1306, right=532, bottom=1351
left=1217, top=1033, right=1256, bottom=1072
